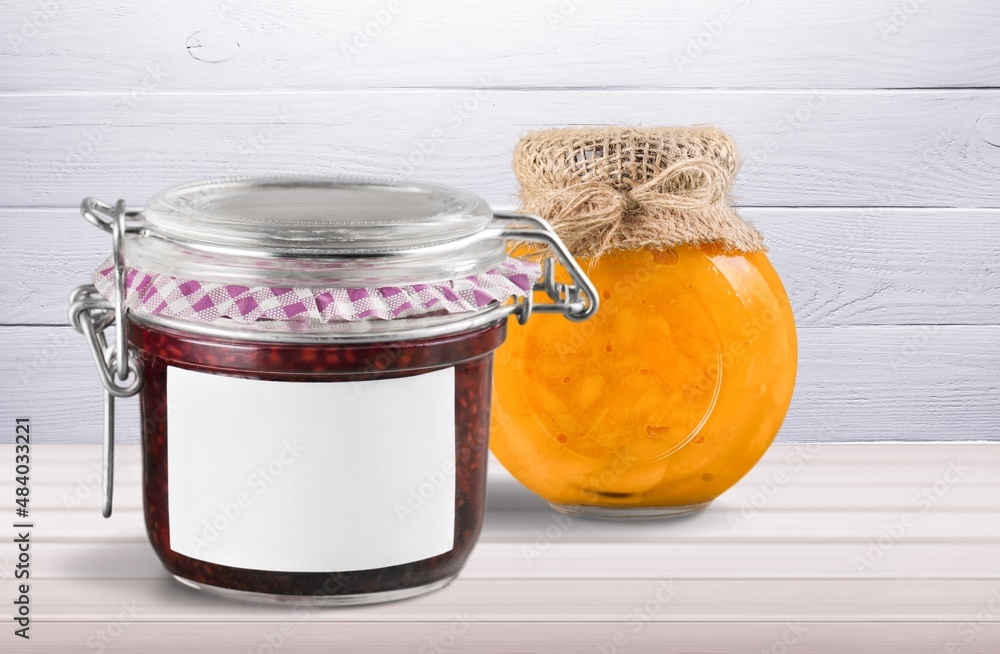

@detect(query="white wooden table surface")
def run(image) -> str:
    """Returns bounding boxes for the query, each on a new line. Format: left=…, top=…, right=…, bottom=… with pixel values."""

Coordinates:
left=2, top=443, right=999, bottom=653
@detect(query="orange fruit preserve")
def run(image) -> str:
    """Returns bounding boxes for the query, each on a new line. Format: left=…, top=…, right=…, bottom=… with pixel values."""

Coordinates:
left=490, top=244, right=797, bottom=516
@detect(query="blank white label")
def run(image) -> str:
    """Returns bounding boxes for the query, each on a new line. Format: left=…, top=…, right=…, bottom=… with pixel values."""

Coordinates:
left=166, top=365, right=456, bottom=573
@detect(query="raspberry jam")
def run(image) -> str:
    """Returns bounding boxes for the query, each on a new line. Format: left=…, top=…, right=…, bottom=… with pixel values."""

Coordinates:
left=70, top=178, right=597, bottom=605
left=132, top=319, right=504, bottom=602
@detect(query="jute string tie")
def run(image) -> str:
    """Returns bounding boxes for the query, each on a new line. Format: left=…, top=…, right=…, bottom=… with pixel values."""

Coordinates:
left=513, top=126, right=764, bottom=259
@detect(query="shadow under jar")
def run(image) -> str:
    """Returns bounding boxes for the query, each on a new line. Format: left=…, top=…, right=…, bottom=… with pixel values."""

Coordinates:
left=68, top=177, right=597, bottom=605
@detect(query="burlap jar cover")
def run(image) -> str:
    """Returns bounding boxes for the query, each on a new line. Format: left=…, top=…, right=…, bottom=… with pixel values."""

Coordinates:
left=513, top=126, right=763, bottom=259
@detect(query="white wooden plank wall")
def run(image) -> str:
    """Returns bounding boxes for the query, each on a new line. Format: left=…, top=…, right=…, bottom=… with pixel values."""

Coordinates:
left=1, top=1, right=999, bottom=443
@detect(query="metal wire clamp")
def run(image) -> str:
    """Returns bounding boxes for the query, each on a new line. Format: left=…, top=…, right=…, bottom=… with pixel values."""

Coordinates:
left=69, top=199, right=145, bottom=518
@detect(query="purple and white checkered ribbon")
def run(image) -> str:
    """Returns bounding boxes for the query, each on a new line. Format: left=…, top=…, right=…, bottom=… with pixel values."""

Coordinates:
left=93, top=257, right=542, bottom=323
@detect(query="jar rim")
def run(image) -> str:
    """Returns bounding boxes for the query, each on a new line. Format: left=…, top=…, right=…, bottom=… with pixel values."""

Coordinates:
left=128, top=302, right=514, bottom=344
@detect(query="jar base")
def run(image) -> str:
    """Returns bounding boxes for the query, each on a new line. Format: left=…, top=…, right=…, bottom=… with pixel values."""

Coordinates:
left=170, top=574, right=457, bottom=606
left=548, top=501, right=711, bottom=520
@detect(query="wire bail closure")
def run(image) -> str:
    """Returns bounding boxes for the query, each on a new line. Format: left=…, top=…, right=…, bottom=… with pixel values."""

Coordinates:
left=492, top=212, right=599, bottom=325
left=69, top=198, right=145, bottom=518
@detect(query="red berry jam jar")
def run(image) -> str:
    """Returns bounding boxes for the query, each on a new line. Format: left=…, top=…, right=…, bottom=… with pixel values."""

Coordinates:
left=68, top=177, right=597, bottom=605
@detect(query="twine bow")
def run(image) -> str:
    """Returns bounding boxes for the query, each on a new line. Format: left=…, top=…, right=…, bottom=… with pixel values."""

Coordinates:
left=513, top=126, right=765, bottom=258
left=533, top=158, right=733, bottom=258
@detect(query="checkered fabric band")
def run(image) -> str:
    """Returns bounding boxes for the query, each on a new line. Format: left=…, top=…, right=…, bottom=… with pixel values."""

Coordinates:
left=93, top=257, right=542, bottom=323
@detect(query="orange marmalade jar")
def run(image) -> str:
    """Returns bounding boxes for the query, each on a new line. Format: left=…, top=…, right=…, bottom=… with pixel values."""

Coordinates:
left=490, top=126, right=798, bottom=518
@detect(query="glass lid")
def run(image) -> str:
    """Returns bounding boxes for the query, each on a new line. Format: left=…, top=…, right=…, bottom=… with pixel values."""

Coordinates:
left=122, top=176, right=511, bottom=288
left=143, top=177, right=495, bottom=255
